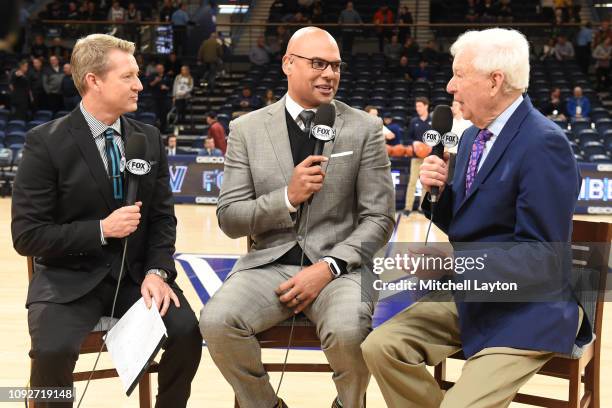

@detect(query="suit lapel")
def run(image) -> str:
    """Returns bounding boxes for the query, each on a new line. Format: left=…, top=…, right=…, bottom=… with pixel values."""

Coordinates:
left=68, top=108, right=117, bottom=211
left=457, top=96, right=532, bottom=211
left=264, top=97, right=294, bottom=185
left=321, top=100, right=344, bottom=158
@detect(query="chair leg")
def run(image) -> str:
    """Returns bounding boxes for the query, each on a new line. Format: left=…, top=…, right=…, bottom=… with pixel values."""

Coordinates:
left=434, top=359, right=447, bottom=388
left=138, top=372, right=152, bottom=408
left=569, top=361, right=581, bottom=408
left=583, top=358, right=600, bottom=408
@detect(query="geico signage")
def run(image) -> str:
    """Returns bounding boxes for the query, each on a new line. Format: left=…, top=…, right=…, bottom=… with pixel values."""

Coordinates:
left=311, top=125, right=336, bottom=141
left=126, top=159, right=151, bottom=175
left=422, top=130, right=441, bottom=147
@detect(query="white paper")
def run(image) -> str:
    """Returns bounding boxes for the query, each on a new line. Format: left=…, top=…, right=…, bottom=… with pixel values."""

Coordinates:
left=104, top=298, right=167, bottom=395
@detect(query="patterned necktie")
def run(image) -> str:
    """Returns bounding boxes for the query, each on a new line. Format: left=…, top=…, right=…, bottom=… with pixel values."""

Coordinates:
left=465, top=128, right=493, bottom=194
left=299, top=110, right=315, bottom=135
left=104, top=128, right=123, bottom=202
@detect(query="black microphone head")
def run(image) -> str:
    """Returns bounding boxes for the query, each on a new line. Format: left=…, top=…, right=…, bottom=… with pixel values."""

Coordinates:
left=311, top=103, right=336, bottom=143
left=431, top=105, right=453, bottom=135
left=125, top=132, right=147, bottom=161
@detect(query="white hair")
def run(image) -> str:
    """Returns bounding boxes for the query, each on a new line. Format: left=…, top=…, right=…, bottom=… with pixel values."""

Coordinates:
left=450, top=28, right=530, bottom=93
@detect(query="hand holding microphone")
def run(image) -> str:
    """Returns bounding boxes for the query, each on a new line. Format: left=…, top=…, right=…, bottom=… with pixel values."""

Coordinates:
left=419, top=105, right=458, bottom=202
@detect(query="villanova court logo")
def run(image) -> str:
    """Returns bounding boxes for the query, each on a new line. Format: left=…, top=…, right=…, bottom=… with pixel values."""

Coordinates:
left=169, top=165, right=188, bottom=193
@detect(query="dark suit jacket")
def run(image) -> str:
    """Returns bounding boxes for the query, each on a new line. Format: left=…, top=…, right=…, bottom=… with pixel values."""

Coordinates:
left=12, top=108, right=178, bottom=306
left=423, top=96, right=588, bottom=357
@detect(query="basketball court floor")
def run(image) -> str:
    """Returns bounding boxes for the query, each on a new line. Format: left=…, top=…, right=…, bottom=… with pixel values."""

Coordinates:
left=1, top=197, right=610, bottom=407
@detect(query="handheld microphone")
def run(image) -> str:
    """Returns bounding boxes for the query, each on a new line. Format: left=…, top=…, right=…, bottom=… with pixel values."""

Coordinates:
left=422, top=105, right=455, bottom=203
left=307, top=103, right=336, bottom=205
left=124, top=132, right=149, bottom=205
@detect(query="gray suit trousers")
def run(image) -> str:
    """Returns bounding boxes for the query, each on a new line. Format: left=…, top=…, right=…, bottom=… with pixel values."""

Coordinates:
left=200, top=264, right=376, bottom=408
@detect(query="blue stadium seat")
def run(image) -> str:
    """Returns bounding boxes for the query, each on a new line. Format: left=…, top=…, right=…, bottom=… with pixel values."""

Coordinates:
left=582, top=141, right=606, bottom=158
left=604, top=130, right=612, bottom=150
left=5, top=131, right=26, bottom=146
left=570, top=119, right=590, bottom=136
left=596, top=118, right=611, bottom=135
left=589, top=154, right=612, bottom=163
left=137, top=112, right=157, bottom=125
left=553, top=119, right=568, bottom=130
left=26, top=120, right=45, bottom=130
left=33, top=110, right=53, bottom=122
left=0, top=109, right=8, bottom=122
left=6, top=120, right=26, bottom=133
left=590, top=107, right=608, bottom=123
left=574, top=153, right=585, bottom=162
left=0, top=130, right=4, bottom=146
left=0, top=120, right=5, bottom=131
left=577, top=129, right=601, bottom=146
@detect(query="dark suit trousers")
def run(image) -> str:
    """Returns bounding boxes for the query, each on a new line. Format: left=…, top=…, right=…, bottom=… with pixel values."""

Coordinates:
left=28, top=276, right=202, bottom=408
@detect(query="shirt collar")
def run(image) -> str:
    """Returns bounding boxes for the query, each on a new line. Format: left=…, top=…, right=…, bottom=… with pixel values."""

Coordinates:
left=79, top=101, right=122, bottom=138
left=486, top=94, right=523, bottom=138
left=285, top=92, right=317, bottom=122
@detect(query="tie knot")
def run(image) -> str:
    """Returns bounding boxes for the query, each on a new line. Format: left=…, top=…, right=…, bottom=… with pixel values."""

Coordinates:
left=476, top=128, right=493, bottom=143
left=298, top=110, right=315, bottom=131
left=104, top=128, right=114, bottom=140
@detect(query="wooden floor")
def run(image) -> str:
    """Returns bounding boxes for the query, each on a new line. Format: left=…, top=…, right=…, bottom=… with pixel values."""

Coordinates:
left=1, top=197, right=610, bottom=407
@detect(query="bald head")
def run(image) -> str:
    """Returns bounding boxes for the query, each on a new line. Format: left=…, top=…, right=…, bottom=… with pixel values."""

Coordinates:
left=286, top=27, right=339, bottom=55
left=282, top=27, right=341, bottom=109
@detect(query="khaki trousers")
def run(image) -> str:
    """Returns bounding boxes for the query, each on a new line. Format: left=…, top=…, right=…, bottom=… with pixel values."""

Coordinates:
left=405, top=158, right=424, bottom=211
left=361, top=291, right=582, bottom=408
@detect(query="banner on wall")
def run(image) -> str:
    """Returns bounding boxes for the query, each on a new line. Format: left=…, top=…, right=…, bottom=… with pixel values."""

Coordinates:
left=169, top=156, right=612, bottom=214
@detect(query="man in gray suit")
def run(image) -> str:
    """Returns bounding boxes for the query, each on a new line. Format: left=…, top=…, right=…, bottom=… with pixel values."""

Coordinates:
left=200, top=27, right=395, bottom=408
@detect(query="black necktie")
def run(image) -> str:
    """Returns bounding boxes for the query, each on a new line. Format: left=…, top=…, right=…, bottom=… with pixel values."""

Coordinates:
left=299, top=110, right=315, bottom=136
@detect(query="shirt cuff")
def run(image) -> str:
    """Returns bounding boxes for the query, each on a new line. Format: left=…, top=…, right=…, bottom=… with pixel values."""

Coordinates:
left=284, top=186, right=297, bottom=213
left=100, top=220, right=108, bottom=246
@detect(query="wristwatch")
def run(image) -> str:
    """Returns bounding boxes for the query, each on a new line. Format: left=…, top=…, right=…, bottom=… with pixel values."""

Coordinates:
left=146, top=268, right=169, bottom=282
left=321, top=257, right=342, bottom=279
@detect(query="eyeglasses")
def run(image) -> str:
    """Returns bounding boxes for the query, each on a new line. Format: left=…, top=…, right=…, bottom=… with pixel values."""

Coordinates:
left=290, top=53, right=347, bottom=73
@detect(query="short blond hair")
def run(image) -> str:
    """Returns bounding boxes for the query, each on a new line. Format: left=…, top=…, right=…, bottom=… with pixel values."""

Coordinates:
left=71, top=34, right=135, bottom=95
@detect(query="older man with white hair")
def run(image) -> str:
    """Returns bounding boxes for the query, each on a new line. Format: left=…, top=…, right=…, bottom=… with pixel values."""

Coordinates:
left=361, top=28, right=586, bottom=408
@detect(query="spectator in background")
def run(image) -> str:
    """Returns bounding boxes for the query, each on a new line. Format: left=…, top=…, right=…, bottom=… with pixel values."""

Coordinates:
left=31, top=35, right=48, bottom=59
left=206, top=112, right=227, bottom=154
left=554, top=35, right=575, bottom=60
left=542, top=87, right=567, bottom=119
left=394, top=55, right=413, bottom=81
left=338, top=2, right=362, bottom=56
left=10, top=60, right=30, bottom=121
left=396, top=6, right=413, bottom=44
left=384, top=35, right=403, bottom=69
left=172, top=65, right=194, bottom=123
left=249, top=36, right=271, bottom=66
left=540, top=37, right=557, bottom=60
left=566, top=86, right=591, bottom=120
left=202, top=137, right=223, bottom=157
left=197, top=32, right=223, bottom=91
left=16, top=4, right=30, bottom=53
left=166, top=134, right=190, bottom=156
left=383, top=114, right=403, bottom=145
left=593, top=36, right=611, bottom=91
left=309, top=2, right=325, bottom=24
left=49, top=37, right=69, bottom=61
left=465, top=0, right=479, bottom=23
left=497, top=0, right=513, bottom=23
left=66, top=2, right=79, bottom=20
left=412, top=60, right=432, bottom=81
left=373, top=5, right=394, bottom=52
left=402, top=37, right=420, bottom=61
left=108, top=1, right=127, bottom=38
left=421, top=40, right=439, bottom=64
left=28, top=58, right=46, bottom=112
left=365, top=106, right=396, bottom=145
left=148, top=63, right=173, bottom=130
left=263, top=89, right=278, bottom=106
left=404, top=96, right=432, bottom=214
left=478, top=0, right=498, bottom=23
left=43, top=55, right=64, bottom=112
left=126, top=3, right=142, bottom=46
left=172, top=3, right=190, bottom=56
left=81, top=1, right=103, bottom=21
left=61, top=63, right=80, bottom=111
left=159, top=0, right=175, bottom=22
left=450, top=100, right=472, bottom=153
left=575, top=22, right=593, bottom=73
left=269, top=0, right=290, bottom=23
left=233, top=86, right=262, bottom=116
left=593, top=20, right=610, bottom=48
left=165, top=52, right=182, bottom=78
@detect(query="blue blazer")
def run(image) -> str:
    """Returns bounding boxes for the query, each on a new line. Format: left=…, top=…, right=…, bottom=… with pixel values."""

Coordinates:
left=423, top=96, right=589, bottom=358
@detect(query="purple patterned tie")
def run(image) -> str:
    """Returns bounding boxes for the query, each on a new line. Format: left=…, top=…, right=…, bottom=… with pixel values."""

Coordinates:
left=465, top=128, right=493, bottom=193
